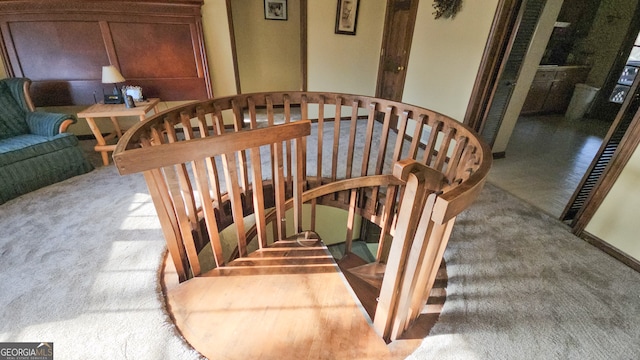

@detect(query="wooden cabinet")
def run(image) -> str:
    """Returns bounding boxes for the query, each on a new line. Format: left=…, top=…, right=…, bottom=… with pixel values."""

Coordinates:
left=521, top=66, right=590, bottom=115
left=521, top=68, right=556, bottom=113
left=0, top=1, right=211, bottom=106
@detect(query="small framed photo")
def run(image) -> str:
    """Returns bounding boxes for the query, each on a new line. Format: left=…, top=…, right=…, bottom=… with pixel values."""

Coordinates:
left=335, top=0, right=359, bottom=35
left=122, top=85, right=144, bottom=101
left=264, top=0, right=287, bottom=21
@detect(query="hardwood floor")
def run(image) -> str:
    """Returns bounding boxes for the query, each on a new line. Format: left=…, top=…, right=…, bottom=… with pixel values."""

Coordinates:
left=488, top=114, right=610, bottom=218
left=162, top=235, right=430, bottom=360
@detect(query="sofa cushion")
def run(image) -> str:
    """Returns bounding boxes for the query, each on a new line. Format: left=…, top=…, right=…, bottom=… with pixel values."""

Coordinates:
left=0, top=133, right=80, bottom=167
left=0, top=81, right=29, bottom=140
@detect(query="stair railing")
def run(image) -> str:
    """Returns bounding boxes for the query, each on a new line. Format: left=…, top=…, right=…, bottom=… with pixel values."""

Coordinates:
left=113, top=91, right=491, bottom=341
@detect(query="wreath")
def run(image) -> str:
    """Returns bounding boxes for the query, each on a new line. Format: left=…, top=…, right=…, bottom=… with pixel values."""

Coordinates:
left=433, top=0, right=463, bottom=19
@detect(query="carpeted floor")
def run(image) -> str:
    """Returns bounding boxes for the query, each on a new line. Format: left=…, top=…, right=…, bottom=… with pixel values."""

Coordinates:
left=0, top=139, right=639, bottom=359
left=408, top=184, right=640, bottom=360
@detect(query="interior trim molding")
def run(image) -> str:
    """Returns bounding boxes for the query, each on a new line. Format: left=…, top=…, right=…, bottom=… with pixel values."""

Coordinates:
left=571, top=90, right=640, bottom=234
left=580, top=231, right=640, bottom=273
left=225, top=0, right=242, bottom=95
left=463, top=0, right=522, bottom=131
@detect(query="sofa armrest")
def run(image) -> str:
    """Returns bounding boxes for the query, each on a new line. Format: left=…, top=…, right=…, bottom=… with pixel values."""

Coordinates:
left=26, top=112, right=77, bottom=136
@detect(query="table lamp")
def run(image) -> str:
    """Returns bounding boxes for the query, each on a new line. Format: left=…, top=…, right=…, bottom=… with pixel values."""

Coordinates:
left=102, top=65, right=125, bottom=104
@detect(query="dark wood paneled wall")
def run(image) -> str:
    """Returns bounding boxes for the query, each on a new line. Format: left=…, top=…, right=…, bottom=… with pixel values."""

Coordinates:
left=0, top=0, right=211, bottom=106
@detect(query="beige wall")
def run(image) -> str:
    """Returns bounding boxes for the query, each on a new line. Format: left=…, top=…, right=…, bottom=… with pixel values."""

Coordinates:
left=307, top=0, right=385, bottom=95
left=231, top=0, right=301, bottom=93
left=202, top=0, right=239, bottom=97
left=493, top=0, right=564, bottom=153
left=401, top=0, right=499, bottom=122
left=586, top=144, right=640, bottom=260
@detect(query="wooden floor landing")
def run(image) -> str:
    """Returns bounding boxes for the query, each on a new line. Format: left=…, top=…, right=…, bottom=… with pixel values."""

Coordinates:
left=162, top=235, right=442, bottom=360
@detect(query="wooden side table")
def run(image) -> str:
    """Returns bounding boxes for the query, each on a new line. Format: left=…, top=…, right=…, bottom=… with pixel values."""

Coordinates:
left=77, top=98, right=160, bottom=165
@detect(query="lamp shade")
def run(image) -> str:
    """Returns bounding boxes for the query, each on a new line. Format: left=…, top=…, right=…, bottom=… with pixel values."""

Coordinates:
left=102, top=65, right=125, bottom=84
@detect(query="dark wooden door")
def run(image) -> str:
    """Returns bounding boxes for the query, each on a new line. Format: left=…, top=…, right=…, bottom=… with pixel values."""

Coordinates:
left=375, top=0, right=419, bottom=101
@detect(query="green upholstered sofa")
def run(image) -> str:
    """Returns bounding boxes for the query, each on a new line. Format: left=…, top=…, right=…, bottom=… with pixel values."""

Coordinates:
left=0, top=78, right=93, bottom=204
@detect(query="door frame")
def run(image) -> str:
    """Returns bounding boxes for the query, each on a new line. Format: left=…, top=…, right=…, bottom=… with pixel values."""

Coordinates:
left=464, top=0, right=523, bottom=131
left=467, top=0, right=640, bottom=235
left=374, top=0, right=419, bottom=101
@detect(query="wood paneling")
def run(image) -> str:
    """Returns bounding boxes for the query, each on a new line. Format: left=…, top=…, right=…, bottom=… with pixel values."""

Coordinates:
left=0, top=1, right=211, bottom=106
left=110, top=22, right=198, bottom=78
left=9, top=21, right=108, bottom=81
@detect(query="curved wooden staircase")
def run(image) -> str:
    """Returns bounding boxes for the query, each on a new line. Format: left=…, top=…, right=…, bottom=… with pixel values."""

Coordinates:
left=114, top=92, right=491, bottom=359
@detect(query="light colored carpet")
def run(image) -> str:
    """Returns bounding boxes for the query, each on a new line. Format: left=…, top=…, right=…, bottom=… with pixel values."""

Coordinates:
left=409, top=184, right=640, bottom=360
left=0, top=165, right=201, bottom=359
left=1, top=141, right=639, bottom=359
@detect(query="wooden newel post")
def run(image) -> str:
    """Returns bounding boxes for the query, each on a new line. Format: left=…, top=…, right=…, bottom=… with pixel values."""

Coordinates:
left=373, top=159, right=446, bottom=342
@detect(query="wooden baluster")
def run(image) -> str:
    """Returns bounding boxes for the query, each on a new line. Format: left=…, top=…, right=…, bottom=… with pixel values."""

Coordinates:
left=331, top=96, right=342, bottom=183
left=196, top=108, right=222, bottom=209
left=391, top=110, right=411, bottom=163
left=345, top=100, right=359, bottom=180
left=165, top=118, right=200, bottom=237
left=300, top=94, right=308, bottom=185
left=376, top=184, right=397, bottom=262
left=377, top=109, right=408, bottom=247
left=192, top=156, right=226, bottom=268
left=214, top=105, right=247, bottom=257
left=360, top=102, right=377, bottom=177
left=375, top=106, right=394, bottom=175
left=433, top=126, right=456, bottom=173
left=407, top=114, right=426, bottom=160
left=357, top=102, right=377, bottom=209
left=455, top=145, right=478, bottom=183
left=344, top=189, right=357, bottom=253
left=273, top=134, right=287, bottom=241
left=143, top=168, right=188, bottom=281
left=248, top=143, right=268, bottom=249
left=284, top=94, right=293, bottom=185
left=316, top=95, right=325, bottom=186
left=162, top=120, right=201, bottom=276
left=293, top=136, right=304, bottom=234
left=140, top=134, right=189, bottom=281
left=310, top=95, right=324, bottom=232
left=232, top=100, right=249, bottom=193
left=370, top=106, right=394, bottom=212
left=247, top=97, right=258, bottom=129
left=266, top=96, right=278, bottom=221
left=394, top=114, right=429, bottom=223
left=421, top=119, right=443, bottom=167
left=444, top=136, right=469, bottom=182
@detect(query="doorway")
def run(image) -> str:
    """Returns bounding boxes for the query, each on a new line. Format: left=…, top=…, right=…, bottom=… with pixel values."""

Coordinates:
left=478, top=0, right=640, bottom=221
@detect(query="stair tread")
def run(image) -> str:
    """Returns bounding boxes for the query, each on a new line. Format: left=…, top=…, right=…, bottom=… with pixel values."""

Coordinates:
left=346, top=262, right=386, bottom=290
left=336, top=251, right=369, bottom=269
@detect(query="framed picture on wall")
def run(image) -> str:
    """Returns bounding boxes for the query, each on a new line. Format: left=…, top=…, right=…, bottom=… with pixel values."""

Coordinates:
left=335, top=0, right=359, bottom=35
left=264, top=0, right=287, bottom=21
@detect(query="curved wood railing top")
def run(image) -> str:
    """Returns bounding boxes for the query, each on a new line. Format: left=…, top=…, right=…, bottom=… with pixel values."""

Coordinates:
left=113, top=91, right=492, bottom=341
